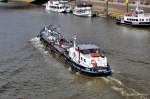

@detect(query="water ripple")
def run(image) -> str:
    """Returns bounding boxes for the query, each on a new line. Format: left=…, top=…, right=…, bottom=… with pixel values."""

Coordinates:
left=102, top=77, right=149, bottom=99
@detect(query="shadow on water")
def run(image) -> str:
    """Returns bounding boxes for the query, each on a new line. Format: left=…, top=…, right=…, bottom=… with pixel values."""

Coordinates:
left=0, top=2, right=40, bottom=9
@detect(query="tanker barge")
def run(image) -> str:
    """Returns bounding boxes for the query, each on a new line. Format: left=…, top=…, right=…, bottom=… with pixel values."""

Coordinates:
left=38, top=24, right=112, bottom=76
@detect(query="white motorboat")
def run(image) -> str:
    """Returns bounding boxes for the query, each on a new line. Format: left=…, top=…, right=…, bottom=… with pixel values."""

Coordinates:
left=73, top=3, right=93, bottom=17
left=45, top=0, right=66, bottom=13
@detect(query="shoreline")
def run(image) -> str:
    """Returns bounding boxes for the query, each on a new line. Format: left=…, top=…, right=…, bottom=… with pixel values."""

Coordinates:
left=88, top=0, right=150, bottom=8
left=70, top=0, right=150, bottom=18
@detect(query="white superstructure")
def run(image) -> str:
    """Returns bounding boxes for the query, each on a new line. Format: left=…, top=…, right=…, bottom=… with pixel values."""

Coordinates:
left=73, top=3, right=93, bottom=17
left=45, top=0, right=66, bottom=13
left=68, top=36, right=108, bottom=68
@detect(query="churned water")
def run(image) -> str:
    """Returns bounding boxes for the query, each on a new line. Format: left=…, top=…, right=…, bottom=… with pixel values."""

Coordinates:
left=0, top=4, right=150, bottom=99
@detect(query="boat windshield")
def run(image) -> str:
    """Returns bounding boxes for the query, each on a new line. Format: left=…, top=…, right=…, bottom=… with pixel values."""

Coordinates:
left=135, top=10, right=144, bottom=15
left=80, top=49, right=100, bottom=54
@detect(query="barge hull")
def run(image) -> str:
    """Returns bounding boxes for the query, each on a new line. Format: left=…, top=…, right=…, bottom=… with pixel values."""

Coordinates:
left=40, top=35, right=112, bottom=76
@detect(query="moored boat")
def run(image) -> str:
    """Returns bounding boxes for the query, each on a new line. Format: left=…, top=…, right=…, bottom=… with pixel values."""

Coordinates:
left=45, top=0, right=72, bottom=13
left=116, top=1, right=150, bottom=26
left=60, top=0, right=72, bottom=13
left=38, top=25, right=112, bottom=76
left=73, top=2, right=94, bottom=17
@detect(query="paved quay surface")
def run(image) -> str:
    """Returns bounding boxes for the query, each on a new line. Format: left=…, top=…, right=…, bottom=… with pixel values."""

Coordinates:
left=79, top=0, right=150, bottom=17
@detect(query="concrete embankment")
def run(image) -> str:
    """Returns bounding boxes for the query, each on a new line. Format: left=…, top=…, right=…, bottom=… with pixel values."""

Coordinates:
left=69, top=0, right=123, bottom=18
left=71, top=0, right=150, bottom=18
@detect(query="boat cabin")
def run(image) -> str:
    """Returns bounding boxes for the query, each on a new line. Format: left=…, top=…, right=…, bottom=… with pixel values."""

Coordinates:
left=133, top=8, right=144, bottom=17
left=68, top=44, right=107, bottom=68
left=77, top=44, right=100, bottom=54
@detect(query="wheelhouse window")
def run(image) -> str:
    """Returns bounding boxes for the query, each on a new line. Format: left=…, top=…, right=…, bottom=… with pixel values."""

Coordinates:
left=140, top=19, right=142, bottom=21
left=135, top=11, right=144, bottom=15
left=59, top=7, right=63, bottom=9
left=80, top=49, right=100, bottom=54
left=139, top=11, right=144, bottom=14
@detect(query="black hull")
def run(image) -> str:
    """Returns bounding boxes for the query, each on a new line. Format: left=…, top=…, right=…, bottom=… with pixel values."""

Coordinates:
left=39, top=34, right=112, bottom=77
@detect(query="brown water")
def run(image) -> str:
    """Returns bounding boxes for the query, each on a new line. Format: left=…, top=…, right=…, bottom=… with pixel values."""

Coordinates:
left=0, top=4, right=150, bottom=99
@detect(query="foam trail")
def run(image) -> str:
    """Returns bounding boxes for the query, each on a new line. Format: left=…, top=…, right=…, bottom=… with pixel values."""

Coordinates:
left=29, top=37, right=48, bottom=55
left=102, top=77, right=147, bottom=98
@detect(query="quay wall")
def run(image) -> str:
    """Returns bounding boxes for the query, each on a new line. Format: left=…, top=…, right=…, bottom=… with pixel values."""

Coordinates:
left=79, top=0, right=150, bottom=18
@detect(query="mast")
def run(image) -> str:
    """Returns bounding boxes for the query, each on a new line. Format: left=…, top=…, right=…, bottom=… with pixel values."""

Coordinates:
left=73, top=34, right=80, bottom=63
left=73, top=34, right=77, bottom=48
left=136, top=0, right=140, bottom=11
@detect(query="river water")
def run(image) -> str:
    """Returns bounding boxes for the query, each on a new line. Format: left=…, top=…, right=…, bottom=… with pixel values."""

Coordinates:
left=0, top=4, right=150, bottom=99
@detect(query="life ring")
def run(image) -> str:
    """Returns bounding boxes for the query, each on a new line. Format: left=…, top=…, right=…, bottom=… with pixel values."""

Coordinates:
left=91, top=59, right=97, bottom=68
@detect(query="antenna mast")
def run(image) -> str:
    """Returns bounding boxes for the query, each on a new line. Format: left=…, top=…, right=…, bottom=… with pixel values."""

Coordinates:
left=136, top=0, right=140, bottom=10
left=73, top=34, right=77, bottom=48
